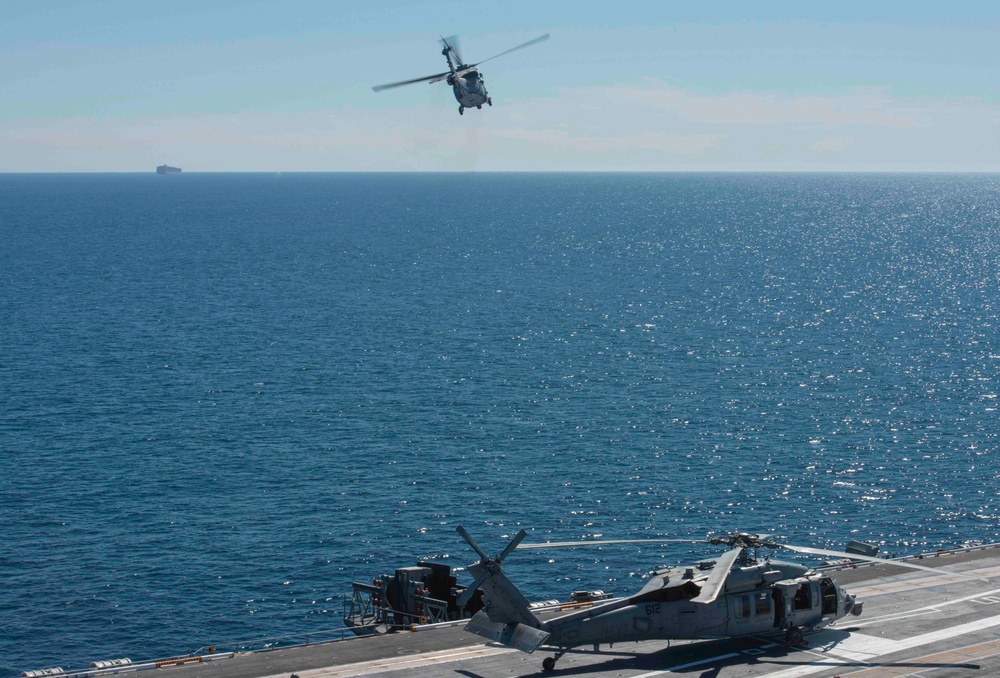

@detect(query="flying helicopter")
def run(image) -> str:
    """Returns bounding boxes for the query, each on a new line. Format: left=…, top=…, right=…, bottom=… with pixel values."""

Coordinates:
left=454, top=525, right=983, bottom=672
left=372, top=33, right=549, bottom=115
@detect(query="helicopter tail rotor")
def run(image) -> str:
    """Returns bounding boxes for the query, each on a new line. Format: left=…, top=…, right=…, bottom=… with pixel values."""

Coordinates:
left=455, top=525, right=527, bottom=609
left=439, top=35, right=464, bottom=65
left=456, top=526, right=550, bottom=652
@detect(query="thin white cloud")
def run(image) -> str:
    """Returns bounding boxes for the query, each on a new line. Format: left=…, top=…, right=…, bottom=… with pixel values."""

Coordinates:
left=493, top=129, right=723, bottom=155
left=598, top=82, right=926, bottom=129
left=4, top=80, right=1000, bottom=171
left=809, top=135, right=857, bottom=152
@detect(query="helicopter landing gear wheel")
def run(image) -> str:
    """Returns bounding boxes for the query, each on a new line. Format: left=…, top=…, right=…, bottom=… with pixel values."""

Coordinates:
left=542, top=648, right=566, bottom=672
left=459, top=106, right=464, bottom=115
left=476, top=104, right=481, bottom=109
left=487, top=97, right=492, bottom=106
left=785, top=627, right=805, bottom=645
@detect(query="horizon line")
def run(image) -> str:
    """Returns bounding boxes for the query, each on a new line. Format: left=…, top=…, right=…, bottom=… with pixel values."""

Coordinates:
left=4, top=169, right=1000, bottom=175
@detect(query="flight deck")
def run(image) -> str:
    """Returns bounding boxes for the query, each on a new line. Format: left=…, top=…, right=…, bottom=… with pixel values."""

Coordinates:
left=37, top=545, right=1000, bottom=678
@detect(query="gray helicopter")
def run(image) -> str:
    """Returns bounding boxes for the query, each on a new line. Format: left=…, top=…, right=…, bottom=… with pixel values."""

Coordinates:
left=454, top=526, right=978, bottom=672
left=372, top=33, right=549, bottom=115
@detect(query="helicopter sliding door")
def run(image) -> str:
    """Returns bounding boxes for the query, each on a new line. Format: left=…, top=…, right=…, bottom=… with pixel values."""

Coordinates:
left=727, top=590, right=774, bottom=635
left=774, top=579, right=825, bottom=631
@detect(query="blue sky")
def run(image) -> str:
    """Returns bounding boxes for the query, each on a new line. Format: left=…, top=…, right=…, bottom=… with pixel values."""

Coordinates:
left=2, top=1, right=998, bottom=171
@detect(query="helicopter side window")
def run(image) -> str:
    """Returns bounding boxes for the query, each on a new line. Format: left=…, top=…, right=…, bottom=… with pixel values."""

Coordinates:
left=754, top=591, right=771, bottom=616
left=793, top=584, right=811, bottom=611
left=734, top=595, right=751, bottom=619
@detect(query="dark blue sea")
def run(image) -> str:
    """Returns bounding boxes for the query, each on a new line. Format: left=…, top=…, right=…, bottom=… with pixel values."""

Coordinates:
left=2, top=173, right=998, bottom=675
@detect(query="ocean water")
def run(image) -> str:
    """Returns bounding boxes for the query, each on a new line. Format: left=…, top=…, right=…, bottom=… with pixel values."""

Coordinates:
left=1, top=172, right=998, bottom=674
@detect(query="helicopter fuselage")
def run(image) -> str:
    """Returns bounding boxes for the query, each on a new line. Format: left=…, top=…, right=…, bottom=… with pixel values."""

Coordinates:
left=449, top=70, right=491, bottom=112
left=371, top=33, right=548, bottom=114
left=540, top=558, right=860, bottom=649
left=457, top=527, right=881, bottom=673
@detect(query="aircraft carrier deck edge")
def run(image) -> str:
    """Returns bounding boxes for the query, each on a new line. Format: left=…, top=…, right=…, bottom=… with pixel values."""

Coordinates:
left=24, top=544, right=1000, bottom=678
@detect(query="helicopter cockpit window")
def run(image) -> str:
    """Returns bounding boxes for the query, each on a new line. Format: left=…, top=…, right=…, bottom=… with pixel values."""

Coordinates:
left=820, top=578, right=837, bottom=614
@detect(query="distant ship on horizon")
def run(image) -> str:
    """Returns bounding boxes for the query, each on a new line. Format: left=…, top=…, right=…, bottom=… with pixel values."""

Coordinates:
left=156, top=164, right=181, bottom=175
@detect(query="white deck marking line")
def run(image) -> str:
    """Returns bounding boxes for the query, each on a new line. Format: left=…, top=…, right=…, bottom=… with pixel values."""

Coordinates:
left=761, top=612, right=1000, bottom=678
left=847, top=564, right=1000, bottom=599
left=837, top=635, right=1000, bottom=677
left=846, top=608, right=938, bottom=629
left=656, top=652, right=741, bottom=673
left=257, top=644, right=516, bottom=678
left=846, top=584, right=1000, bottom=629
left=629, top=610, right=1000, bottom=678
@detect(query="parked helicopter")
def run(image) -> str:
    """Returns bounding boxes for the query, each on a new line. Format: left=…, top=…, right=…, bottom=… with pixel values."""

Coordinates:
left=455, top=526, right=981, bottom=672
left=372, top=33, right=549, bottom=115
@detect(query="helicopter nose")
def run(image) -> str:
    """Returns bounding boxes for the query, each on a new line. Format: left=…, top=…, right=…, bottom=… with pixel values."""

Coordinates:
left=844, top=592, right=862, bottom=616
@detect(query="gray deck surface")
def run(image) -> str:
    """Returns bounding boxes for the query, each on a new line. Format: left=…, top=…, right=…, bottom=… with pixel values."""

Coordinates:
left=98, top=547, right=1000, bottom=677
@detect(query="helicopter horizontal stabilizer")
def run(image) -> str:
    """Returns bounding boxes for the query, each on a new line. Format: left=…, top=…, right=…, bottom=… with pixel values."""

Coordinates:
left=466, top=610, right=550, bottom=653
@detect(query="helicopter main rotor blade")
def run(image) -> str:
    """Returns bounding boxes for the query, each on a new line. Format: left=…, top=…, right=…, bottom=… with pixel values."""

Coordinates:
left=780, top=543, right=989, bottom=581
left=518, top=538, right=707, bottom=550
left=692, top=547, right=742, bottom=604
left=372, top=71, right=451, bottom=92
left=472, top=33, right=550, bottom=68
